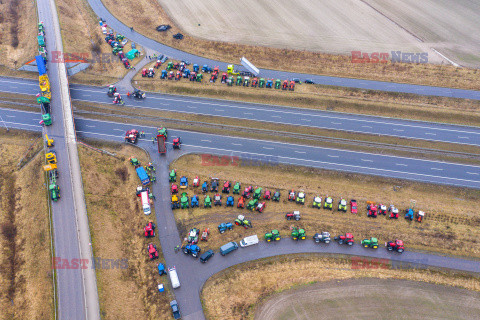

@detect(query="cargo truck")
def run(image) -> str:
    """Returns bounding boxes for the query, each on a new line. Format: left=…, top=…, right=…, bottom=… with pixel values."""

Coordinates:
left=135, top=166, right=150, bottom=185
left=157, top=134, right=166, bottom=154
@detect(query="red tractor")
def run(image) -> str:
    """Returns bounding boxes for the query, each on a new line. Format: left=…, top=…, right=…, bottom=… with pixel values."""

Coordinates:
left=282, top=80, right=288, bottom=90
left=214, top=194, right=222, bottom=206
left=172, top=137, right=181, bottom=149
left=144, top=222, right=156, bottom=238
left=367, top=202, right=377, bottom=218
left=193, top=176, right=200, bottom=187
left=201, top=228, right=210, bottom=241
left=285, top=211, right=301, bottom=221
left=242, top=186, right=253, bottom=198
left=334, top=233, right=354, bottom=245
left=209, top=74, right=217, bottom=83
left=256, top=202, right=266, bottom=213
left=171, top=184, right=179, bottom=194
left=289, top=81, right=295, bottom=91
left=154, top=59, right=162, bottom=69
left=213, top=66, right=219, bottom=76
left=168, top=71, right=174, bottom=80
left=124, top=129, right=139, bottom=143
left=221, top=73, right=227, bottom=83
left=190, top=72, right=197, bottom=81
left=173, top=62, right=179, bottom=69
left=237, top=196, right=245, bottom=208
left=263, top=189, right=271, bottom=200
left=385, top=239, right=404, bottom=253
left=378, top=204, right=387, bottom=215
left=251, top=78, right=258, bottom=87
left=141, top=68, right=147, bottom=77
left=416, top=211, right=425, bottom=222
left=175, top=71, right=181, bottom=80
left=288, top=189, right=296, bottom=201
left=147, top=243, right=159, bottom=260
left=389, top=205, right=399, bottom=219
left=222, top=181, right=231, bottom=194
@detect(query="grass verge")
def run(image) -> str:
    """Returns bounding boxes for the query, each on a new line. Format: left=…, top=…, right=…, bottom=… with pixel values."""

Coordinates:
left=78, top=140, right=172, bottom=319
left=170, top=154, right=480, bottom=259
left=0, top=129, right=53, bottom=320
left=201, top=254, right=480, bottom=320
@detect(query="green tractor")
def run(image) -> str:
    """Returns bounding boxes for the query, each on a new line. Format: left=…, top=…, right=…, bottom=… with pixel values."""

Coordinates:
left=166, top=61, right=174, bottom=70
left=158, top=127, right=168, bottom=138
left=196, top=73, right=203, bottom=82
left=291, top=227, right=306, bottom=240
left=253, top=187, right=262, bottom=199
left=312, top=196, right=322, bottom=209
left=258, top=78, right=265, bottom=88
left=324, top=196, right=333, bottom=210
left=275, top=79, right=281, bottom=89
left=129, top=157, right=140, bottom=166
left=338, top=198, right=347, bottom=212
left=234, top=215, right=252, bottom=228
left=296, top=191, right=305, bottom=205
left=361, top=237, right=379, bottom=249
left=247, top=199, right=258, bottom=211
left=113, top=47, right=122, bottom=55
left=236, top=76, right=242, bottom=86
left=49, top=183, right=60, bottom=202
left=169, top=169, right=176, bottom=182
left=38, top=22, right=45, bottom=33
left=265, top=229, right=281, bottom=242
left=227, top=76, right=234, bottom=86
left=116, top=34, right=125, bottom=41
left=180, top=192, right=189, bottom=209
left=232, top=182, right=241, bottom=194
left=204, top=195, right=212, bottom=208
left=42, top=113, right=52, bottom=126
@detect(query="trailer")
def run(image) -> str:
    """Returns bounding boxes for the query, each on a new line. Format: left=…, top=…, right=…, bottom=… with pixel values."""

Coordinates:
left=240, top=57, right=259, bottom=76
left=157, top=134, right=166, bottom=154
left=135, top=166, right=150, bottom=185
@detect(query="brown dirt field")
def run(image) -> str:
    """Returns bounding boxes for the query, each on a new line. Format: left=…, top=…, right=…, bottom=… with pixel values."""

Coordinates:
left=101, top=0, right=480, bottom=90
left=78, top=141, right=172, bottom=320
left=133, top=62, right=480, bottom=127
left=0, top=130, right=53, bottom=320
left=202, top=255, right=480, bottom=320
left=171, top=154, right=480, bottom=258
left=255, top=278, right=480, bottom=320
left=56, top=0, right=143, bottom=86
left=0, top=0, right=37, bottom=69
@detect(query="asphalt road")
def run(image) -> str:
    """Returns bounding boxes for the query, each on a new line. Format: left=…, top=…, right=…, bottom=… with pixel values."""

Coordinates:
left=36, top=0, right=87, bottom=318
left=2, top=108, right=479, bottom=188
left=2, top=77, right=480, bottom=146
left=86, top=0, right=480, bottom=101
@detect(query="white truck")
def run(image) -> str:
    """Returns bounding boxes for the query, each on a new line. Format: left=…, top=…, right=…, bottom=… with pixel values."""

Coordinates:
left=168, top=266, right=180, bottom=289
left=240, top=235, right=259, bottom=247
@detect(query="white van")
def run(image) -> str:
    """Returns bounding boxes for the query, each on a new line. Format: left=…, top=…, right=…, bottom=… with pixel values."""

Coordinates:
left=240, top=235, right=259, bottom=247
left=168, top=266, right=180, bottom=289
left=140, top=191, right=151, bottom=215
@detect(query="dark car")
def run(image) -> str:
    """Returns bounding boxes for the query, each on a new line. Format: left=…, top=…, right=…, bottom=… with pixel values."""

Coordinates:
left=239, top=71, right=254, bottom=77
left=156, top=24, right=171, bottom=32
left=199, top=249, right=214, bottom=263
left=181, top=59, right=191, bottom=65
left=160, top=55, right=168, bottom=63
left=173, top=33, right=184, bottom=40
left=292, top=78, right=301, bottom=83
left=304, top=79, right=315, bottom=84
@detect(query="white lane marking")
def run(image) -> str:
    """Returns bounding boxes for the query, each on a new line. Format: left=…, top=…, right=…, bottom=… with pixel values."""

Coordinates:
left=263, top=147, right=274, bottom=150
left=113, top=129, right=124, bottom=131
left=232, top=143, right=242, bottom=146
left=361, top=159, right=373, bottom=162
left=458, top=136, right=470, bottom=139
left=272, top=115, right=281, bottom=118
left=5, top=115, right=16, bottom=118
left=425, top=132, right=436, bottom=136
left=244, top=112, right=253, bottom=115
left=328, top=155, right=339, bottom=158
left=214, top=109, right=224, bottom=112
left=83, top=94, right=91, bottom=97
left=331, top=122, right=342, bottom=125
left=362, top=125, right=372, bottom=128
left=201, top=139, right=211, bottom=142
left=467, top=172, right=479, bottom=175
left=396, top=163, right=408, bottom=167
left=301, top=119, right=311, bottom=122
left=187, top=106, right=197, bottom=109
left=431, top=168, right=443, bottom=171
left=85, top=125, right=96, bottom=128
left=393, top=129, right=404, bottom=132
left=294, top=151, right=306, bottom=154
left=10, top=86, right=17, bottom=89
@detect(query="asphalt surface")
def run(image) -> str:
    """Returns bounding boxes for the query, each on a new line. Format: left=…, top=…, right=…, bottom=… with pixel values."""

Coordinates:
left=2, top=77, right=480, bottom=146
left=3, top=108, right=480, bottom=319
left=36, top=0, right=87, bottom=318
left=86, top=0, right=480, bottom=101
left=2, top=108, right=479, bottom=188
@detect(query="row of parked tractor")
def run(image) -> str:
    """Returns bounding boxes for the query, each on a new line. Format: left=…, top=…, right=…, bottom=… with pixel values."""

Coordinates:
left=168, top=173, right=426, bottom=222
left=142, top=57, right=298, bottom=90
left=99, top=19, right=141, bottom=69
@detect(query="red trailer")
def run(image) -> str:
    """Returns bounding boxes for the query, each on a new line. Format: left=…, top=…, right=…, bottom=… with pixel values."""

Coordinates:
left=157, top=134, right=166, bottom=154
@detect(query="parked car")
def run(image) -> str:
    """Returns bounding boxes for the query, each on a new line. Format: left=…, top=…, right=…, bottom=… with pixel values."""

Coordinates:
left=170, top=300, right=181, bottom=319
left=199, top=249, right=214, bottom=263
left=156, top=24, right=171, bottom=32
left=173, top=33, right=184, bottom=40
left=304, top=79, right=315, bottom=84
left=220, top=241, right=238, bottom=256
left=292, top=78, right=301, bottom=83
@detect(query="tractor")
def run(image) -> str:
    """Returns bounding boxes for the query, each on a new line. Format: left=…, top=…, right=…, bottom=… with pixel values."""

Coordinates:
left=113, top=93, right=124, bottom=105
left=204, top=195, right=212, bottom=208
left=242, top=186, right=253, bottom=198
left=130, top=89, right=145, bottom=99
left=350, top=199, right=358, bottom=214
left=154, top=59, right=162, bottom=68
left=210, top=75, right=216, bottom=84
left=243, top=77, right=250, bottom=87
left=210, top=193, right=220, bottom=206
left=289, top=80, right=295, bottom=91
left=282, top=80, right=288, bottom=90
left=147, top=243, right=159, bottom=260
left=157, top=263, right=166, bottom=276
left=179, top=62, right=185, bottom=72
left=169, top=169, right=176, bottom=182
left=180, top=176, right=188, bottom=188
left=171, top=194, right=180, bottom=209
left=191, top=195, right=199, bottom=208
left=157, top=127, right=168, bottom=138
left=175, top=71, right=182, bottom=80
left=222, top=181, right=231, bottom=194
left=49, top=184, right=60, bottom=201
left=334, top=233, right=354, bottom=245
left=144, top=222, right=156, bottom=238
left=129, top=157, right=140, bottom=167
left=367, top=202, right=378, bottom=218
left=202, top=181, right=209, bottom=193
left=161, top=70, right=167, bottom=79
left=180, top=192, right=189, bottom=209
left=166, top=61, right=174, bottom=70
left=253, top=187, right=262, bottom=199
left=221, top=73, right=227, bottom=83
left=296, top=191, right=305, bottom=205
left=312, top=196, right=322, bottom=209
left=263, top=190, right=271, bottom=200
left=196, top=73, right=203, bottom=82
left=232, top=182, right=241, bottom=194
left=218, top=222, right=233, bottom=234
left=147, top=68, right=155, bottom=78
left=193, top=64, right=199, bottom=72
left=291, top=227, right=306, bottom=240
left=182, top=244, right=201, bottom=258
left=272, top=190, right=281, bottom=202
left=190, top=72, right=197, bottom=81
left=226, top=196, right=235, bottom=207
left=313, top=232, right=331, bottom=244
left=173, top=62, right=179, bottom=69
left=265, top=79, right=273, bottom=88
left=361, top=237, right=379, bottom=249
left=251, top=78, right=258, bottom=87
left=416, top=211, right=425, bottom=222
left=183, top=69, right=191, bottom=78
left=286, top=211, right=301, bottom=221
left=167, top=71, right=174, bottom=80
left=211, top=178, right=219, bottom=192
left=124, top=129, right=139, bottom=143
left=202, top=64, right=212, bottom=73
left=265, top=229, right=281, bottom=242
left=389, top=205, right=399, bottom=219
left=201, top=228, right=210, bottom=241
left=171, top=184, right=178, bottom=194
left=324, top=197, right=333, bottom=210
left=256, top=202, right=266, bottom=213
left=235, top=215, right=252, bottom=228
left=193, top=176, right=199, bottom=188
left=338, top=199, right=347, bottom=212
left=107, top=85, right=116, bottom=97
left=376, top=204, right=386, bottom=215
left=247, top=199, right=258, bottom=211
left=259, top=78, right=266, bottom=88
left=237, top=196, right=245, bottom=209
left=288, top=190, right=296, bottom=201
left=275, top=79, right=281, bottom=89
left=386, top=239, right=405, bottom=253
left=236, top=76, right=242, bottom=86
left=227, top=77, right=233, bottom=86
left=187, top=228, right=200, bottom=244
left=405, top=208, right=414, bottom=221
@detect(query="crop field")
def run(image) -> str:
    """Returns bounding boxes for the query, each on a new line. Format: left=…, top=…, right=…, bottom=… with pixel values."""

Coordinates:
left=170, top=154, right=480, bottom=258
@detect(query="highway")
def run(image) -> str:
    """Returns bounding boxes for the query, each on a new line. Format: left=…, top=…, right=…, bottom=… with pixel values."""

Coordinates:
left=2, top=108, right=479, bottom=189
left=1, top=77, right=480, bottom=146
left=86, top=0, right=480, bottom=101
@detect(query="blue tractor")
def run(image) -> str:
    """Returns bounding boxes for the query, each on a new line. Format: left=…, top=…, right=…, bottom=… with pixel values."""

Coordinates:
left=405, top=208, right=414, bottom=221
left=180, top=176, right=188, bottom=188
left=226, top=196, right=235, bottom=207
left=191, top=195, right=199, bottom=208
left=193, top=64, right=199, bottom=72
left=218, top=222, right=233, bottom=234
left=266, top=79, right=273, bottom=88
left=202, top=181, right=208, bottom=193
left=157, top=263, right=166, bottom=276
left=183, top=69, right=191, bottom=78
left=182, top=244, right=201, bottom=258
left=161, top=70, right=167, bottom=79
left=202, top=64, right=212, bottom=73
